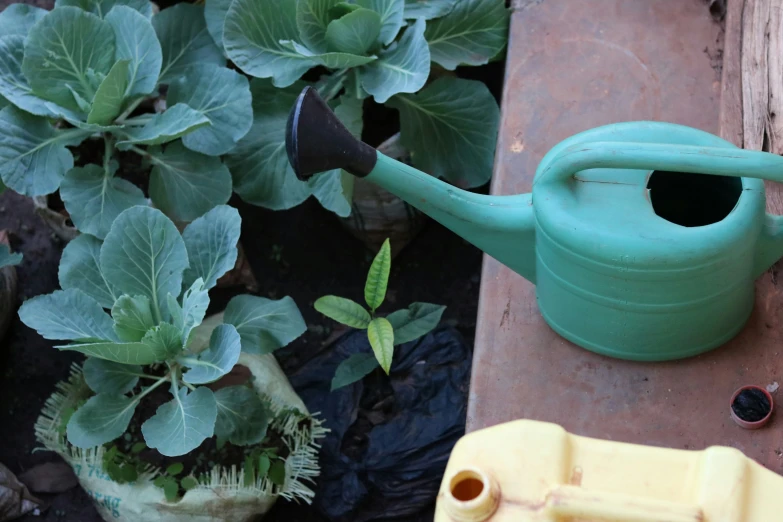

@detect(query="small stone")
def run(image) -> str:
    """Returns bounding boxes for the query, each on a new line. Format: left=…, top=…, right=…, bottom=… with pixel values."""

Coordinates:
left=767, top=382, right=779, bottom=393
left=19, top=461, right=78, bottom=494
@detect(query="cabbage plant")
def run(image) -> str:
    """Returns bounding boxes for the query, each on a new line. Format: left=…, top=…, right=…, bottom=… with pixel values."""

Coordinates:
left=19, top=204, right=307, bottom=458
left=0, top=0, right=253, bottom=236
left=207, top=0, right=509, bottom=215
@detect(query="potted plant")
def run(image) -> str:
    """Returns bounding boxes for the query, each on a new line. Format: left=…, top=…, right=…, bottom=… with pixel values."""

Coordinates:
left=20, top=204, right=325, bottom=521
left=204, top=0, right=509, bottom=254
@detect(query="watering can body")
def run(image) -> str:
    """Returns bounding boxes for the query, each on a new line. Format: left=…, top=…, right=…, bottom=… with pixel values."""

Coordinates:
left=286, top=87, right=783, bottom=361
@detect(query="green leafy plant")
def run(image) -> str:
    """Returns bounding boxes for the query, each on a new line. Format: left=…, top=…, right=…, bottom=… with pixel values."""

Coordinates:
left=19, top=205, right=307, bottom=463
left=0, top=0, right=252, bottom=235
left=0, top=243, right=22, bottom=269
left=314, top=238, right=446, bottom=389
left=205, top=0, right=509, bottom=214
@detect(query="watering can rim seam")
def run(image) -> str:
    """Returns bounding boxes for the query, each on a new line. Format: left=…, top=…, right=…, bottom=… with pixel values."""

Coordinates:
left=536, top=255, right=751, bottom=312
left=535, top=223, right=758, bottom=273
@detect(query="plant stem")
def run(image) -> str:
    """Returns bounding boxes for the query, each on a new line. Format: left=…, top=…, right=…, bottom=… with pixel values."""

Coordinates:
left=103, top=134, right=114, bottom=177
left=121, top=115, right=153, bottom=126
left=115, top=97, right=147, bottom=124
left=133, top=372, right=171, bottom=402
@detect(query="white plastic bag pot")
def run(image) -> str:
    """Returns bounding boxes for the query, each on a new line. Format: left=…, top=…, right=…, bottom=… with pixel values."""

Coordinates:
left=34, top=315, right=326, bottom=522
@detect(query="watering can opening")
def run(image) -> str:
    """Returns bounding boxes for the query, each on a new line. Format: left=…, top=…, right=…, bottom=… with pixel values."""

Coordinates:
left=646, top=170, right=743, bottom=228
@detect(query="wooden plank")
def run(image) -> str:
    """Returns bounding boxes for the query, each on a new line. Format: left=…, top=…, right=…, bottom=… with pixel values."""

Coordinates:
left=720, top=0, right=744, bottom=146
left=465, top=0, right=783, bottom=474
left=741, top=0, right=770, bottom=151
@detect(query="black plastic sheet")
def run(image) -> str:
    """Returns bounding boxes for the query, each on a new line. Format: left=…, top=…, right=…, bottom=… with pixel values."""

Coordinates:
left=286, top=325, right=471, bottom=521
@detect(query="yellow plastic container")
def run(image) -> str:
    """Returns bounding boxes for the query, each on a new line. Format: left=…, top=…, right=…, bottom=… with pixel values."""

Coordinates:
left=434, top=419, right=783, bottom=521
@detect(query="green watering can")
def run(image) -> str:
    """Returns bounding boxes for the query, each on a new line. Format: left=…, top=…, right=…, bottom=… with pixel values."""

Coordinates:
left=285, top=86, right=783, bottom=362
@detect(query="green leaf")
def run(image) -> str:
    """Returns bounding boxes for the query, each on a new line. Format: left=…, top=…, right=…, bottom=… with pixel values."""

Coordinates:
left=111, top=295, right=155, bottom=342
left=87, top=60, right=130, bottom=125
left=314, top=296, right=371, bottom=329
left=0, top=4, right=47, bottom=37
left=387, top=77, right=499, bottom=187
left=214, top=385, right=270, bottom=446
left=268, top=461, right=286, bottom=486
left=181, top=476, right=198, bottom=491
left=140, top=323, right=183, bottom=358
left=281, top=40, right=377, bottom=68
left=153, top=3, right=225, bottom=84
left=147, top=141, right=233, bottom=223
left=315, top=71, right=347, bottom=101
left=19, top=288, right=118, bottom=341
left=360, top=17, right=429, bottom=103
left=141, top=386, right=217, bottom=457
left=331, top=352, right=379, bottom=390
left=165, top=463, right=184, bottom=476
left=67, top=393, right=138, bottom=448
left=0, top=106, right=88, bottom=197
left=167, top=65, right=253, bottom=156
left=163, top=477, right=178, bottom=501
left=100, top=206, right=189, bottom=318
left=204, top=0, right=233, bottom=51
left=257, top=454, right=271, bottom=478
left=131, top=442, right=146, bottom=453
left=83, top=357, right=142, bottom=394
left=223, top=295, right=307, bottom=355
left=119, top=464, right=138, bottom=483
left=226, top=80, right=312, bottom=210
left=60, top=164, right=147, bottom=240
left=224, top=0, right=316, bottom=87
left=309, top=170, right=352, bottom=217
left=106, top=6, right=162, bottom=98
left=364, top=238, right=391, bottom=311
left=386, top=302, right=445, bottom=344
left=356, top=0, right=404, bottom=45
left=167, top=279, right=209, bottom=345
left=22, top=7, right=116, bottom=112
left=243, top=454, right=256, bottom=486
left=296, top=0, right=341, bottom=53
left=61, top=324, right=182, bottom=364
left=117, top=104, right=210, bottom=146
left=0, top=35, right=58, bottom=117
left=330, top=2, right=361, bottom=18
left=403, top=0, right=456, bottom=19
left=55, top=0, right=153, bottom=19
left=335, top=95, right=364, bottom=137
left=59, top=234, right=118, bottom=309
left=325, top=8, right=381, bottom=55
left=181, top=324, right=240, bottom=384
left=367, top=317, right=394, bottom=374
left=0, top=244, right=22, bottom=269
left=181, top=205, right=241, bottom=290
left=424, top=0, right=509, bottom=70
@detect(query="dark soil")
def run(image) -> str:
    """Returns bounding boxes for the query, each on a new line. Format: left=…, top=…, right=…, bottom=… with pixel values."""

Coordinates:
left=731, top=388, right=772, bottom=422
left=0, top=2, right=498, bottom=520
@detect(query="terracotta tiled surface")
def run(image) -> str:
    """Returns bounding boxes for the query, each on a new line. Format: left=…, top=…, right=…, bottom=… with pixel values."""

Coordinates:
left=468, top=0, right=783, bottom=473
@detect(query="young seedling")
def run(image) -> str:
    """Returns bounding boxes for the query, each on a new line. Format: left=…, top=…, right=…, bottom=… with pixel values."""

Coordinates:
left=314, top=238, right=446, bottom=390
left=19, top=204, right=307, bottom=497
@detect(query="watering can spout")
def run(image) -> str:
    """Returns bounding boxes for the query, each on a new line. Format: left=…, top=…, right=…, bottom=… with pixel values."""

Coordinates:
left=286, top=86, right=538, bottom=283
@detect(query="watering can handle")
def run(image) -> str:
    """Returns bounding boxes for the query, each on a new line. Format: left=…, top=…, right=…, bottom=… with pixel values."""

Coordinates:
left=534, top=141, right=783, bottom=186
